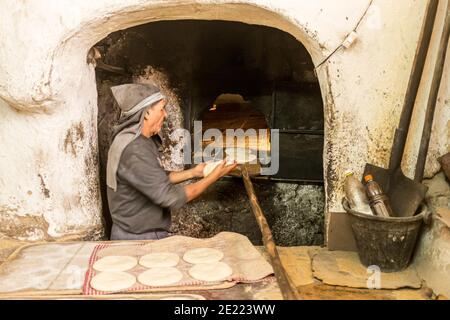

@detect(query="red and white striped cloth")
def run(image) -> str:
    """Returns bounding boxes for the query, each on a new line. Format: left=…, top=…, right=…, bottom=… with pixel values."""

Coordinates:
left=82, top=234, right=274, bottom=296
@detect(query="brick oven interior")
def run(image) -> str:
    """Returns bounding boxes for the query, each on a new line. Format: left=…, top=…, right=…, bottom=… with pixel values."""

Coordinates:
left=95, top=20, right=325, bottom=245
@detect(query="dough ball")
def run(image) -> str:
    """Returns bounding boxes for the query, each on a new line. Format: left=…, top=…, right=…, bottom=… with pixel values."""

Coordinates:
left=138, top=267, right=183, bottom=286
left=183, top=248, right=224, bottom=264
left=93, top=256, right=138, bottom=272
left=188, top=262, right=233, bottom=282
left=90, top=272, right=136, bottom=292
left=139, top=252, right=180, bottom=268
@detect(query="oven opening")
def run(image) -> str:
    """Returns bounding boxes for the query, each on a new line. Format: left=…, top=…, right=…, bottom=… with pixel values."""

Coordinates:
left=95, top=20, right=325, bottom=245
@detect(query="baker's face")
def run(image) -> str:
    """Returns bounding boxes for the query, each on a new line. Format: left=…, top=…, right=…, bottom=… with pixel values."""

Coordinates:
left=144, top=99, right=168, bottom=135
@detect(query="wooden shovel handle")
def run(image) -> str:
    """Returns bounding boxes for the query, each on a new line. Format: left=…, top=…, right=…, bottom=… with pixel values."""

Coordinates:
left=241, top=165, right=301, bottom=300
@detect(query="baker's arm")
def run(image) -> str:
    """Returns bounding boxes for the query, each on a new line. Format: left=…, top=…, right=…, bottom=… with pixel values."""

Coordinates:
left=120, top=150, right=236, bottom=208
left=119, top=152, right=189, bottom=210
left=184, top=160, right=237, bottom=202
left=168, top=163, right=206, bottom=184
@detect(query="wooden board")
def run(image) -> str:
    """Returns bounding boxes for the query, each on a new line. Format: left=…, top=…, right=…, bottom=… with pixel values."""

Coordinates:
left=200, top=103, right=271, bottom=151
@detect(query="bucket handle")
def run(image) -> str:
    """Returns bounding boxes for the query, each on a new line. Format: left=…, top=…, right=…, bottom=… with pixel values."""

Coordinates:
left=342, top=198, right=351, bottom=212
left=342, top=197, right=432, bottom=224
left=422, top=207, right=432, bottom=225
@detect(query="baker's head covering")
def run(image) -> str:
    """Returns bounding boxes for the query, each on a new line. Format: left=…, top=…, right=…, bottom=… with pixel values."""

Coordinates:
left=106, top=83, right=166, bottom=191
left=111, top=83, right=166, bottom=119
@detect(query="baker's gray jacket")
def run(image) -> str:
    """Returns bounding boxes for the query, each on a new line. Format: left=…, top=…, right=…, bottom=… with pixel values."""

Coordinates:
left=107, top=135, right=187, bottom=234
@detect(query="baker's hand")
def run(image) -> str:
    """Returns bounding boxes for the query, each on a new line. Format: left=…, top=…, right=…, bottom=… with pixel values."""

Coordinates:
left=210, top=160, right=238, bottom=179
left=192, top=163, right=207, bottom=178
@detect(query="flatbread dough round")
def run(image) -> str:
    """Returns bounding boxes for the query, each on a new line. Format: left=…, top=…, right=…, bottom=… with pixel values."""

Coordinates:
left=188, top=262, right=233, bottom=282
left=138, top=267, right=183, bottom=286
left=90, top=272, right=136, bottom=292
left=139, top=253, right=180, bottom=268
left=203, top=161, right=222, bottom=177
left=225, top=148, right=257, bottom=164
left=93, top=256, right=138, bottom=272
left=183, top=248, right=224, bottom=264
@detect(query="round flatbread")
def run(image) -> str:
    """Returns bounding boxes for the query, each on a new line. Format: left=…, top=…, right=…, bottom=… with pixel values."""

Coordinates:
left=90, top=272, right=136, bottom=292
left=139, top=253, right=180, bottom=268
left=203, top=161, right=222, bottom=177
left=203, top=159, right=236, bottom=177
left=93, top=256, right=138, bottom=272
left=138, top=267, right=183, bottom=286
left=188, top=262, right=233, bottom=282
left=183, top=248, right=224, bottom=264
left=225, top=148, right=257, bottom=164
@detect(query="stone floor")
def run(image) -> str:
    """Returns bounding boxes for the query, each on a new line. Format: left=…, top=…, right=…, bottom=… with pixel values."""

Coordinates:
left=0, top=240, right=445, bottom=300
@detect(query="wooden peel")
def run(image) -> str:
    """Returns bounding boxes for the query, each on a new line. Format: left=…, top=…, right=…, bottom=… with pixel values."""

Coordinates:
left=241, top=165, right=301, bottom=300
left=228, top=163, right=261, bottom=177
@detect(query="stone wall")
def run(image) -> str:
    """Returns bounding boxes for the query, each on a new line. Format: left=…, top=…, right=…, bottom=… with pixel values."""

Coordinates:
left=413, top=171, right=450, bottom=298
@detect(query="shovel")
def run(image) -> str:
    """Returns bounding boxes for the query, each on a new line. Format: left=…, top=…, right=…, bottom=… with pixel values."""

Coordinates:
left=363, top=0, right=439, bottom=217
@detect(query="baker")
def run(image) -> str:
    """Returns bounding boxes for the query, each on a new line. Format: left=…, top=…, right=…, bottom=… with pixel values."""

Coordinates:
left=106, top=83, right=237, bottom=240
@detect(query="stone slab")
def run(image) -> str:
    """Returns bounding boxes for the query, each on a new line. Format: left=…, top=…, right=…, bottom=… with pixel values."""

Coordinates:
left=436, top=207, right=450, bottom=228
left=312, top=249, right=422, bottom=289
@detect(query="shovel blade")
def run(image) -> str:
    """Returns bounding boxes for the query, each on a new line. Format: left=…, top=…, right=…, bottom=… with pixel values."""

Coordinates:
left=363, top=164, right=391, bottom=192
left=388, top=170, right=428, bottom=217
left=363, top=164, right=428, bottom=217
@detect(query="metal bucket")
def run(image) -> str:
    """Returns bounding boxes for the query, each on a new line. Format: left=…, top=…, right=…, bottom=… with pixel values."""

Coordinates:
left=342, top=199, right=430, bottom=272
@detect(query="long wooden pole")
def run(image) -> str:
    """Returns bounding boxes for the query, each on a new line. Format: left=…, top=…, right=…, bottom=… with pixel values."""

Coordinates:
left=241, top=165, right=301, bottom=300
left=415, top=3, right=450, bottom=181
